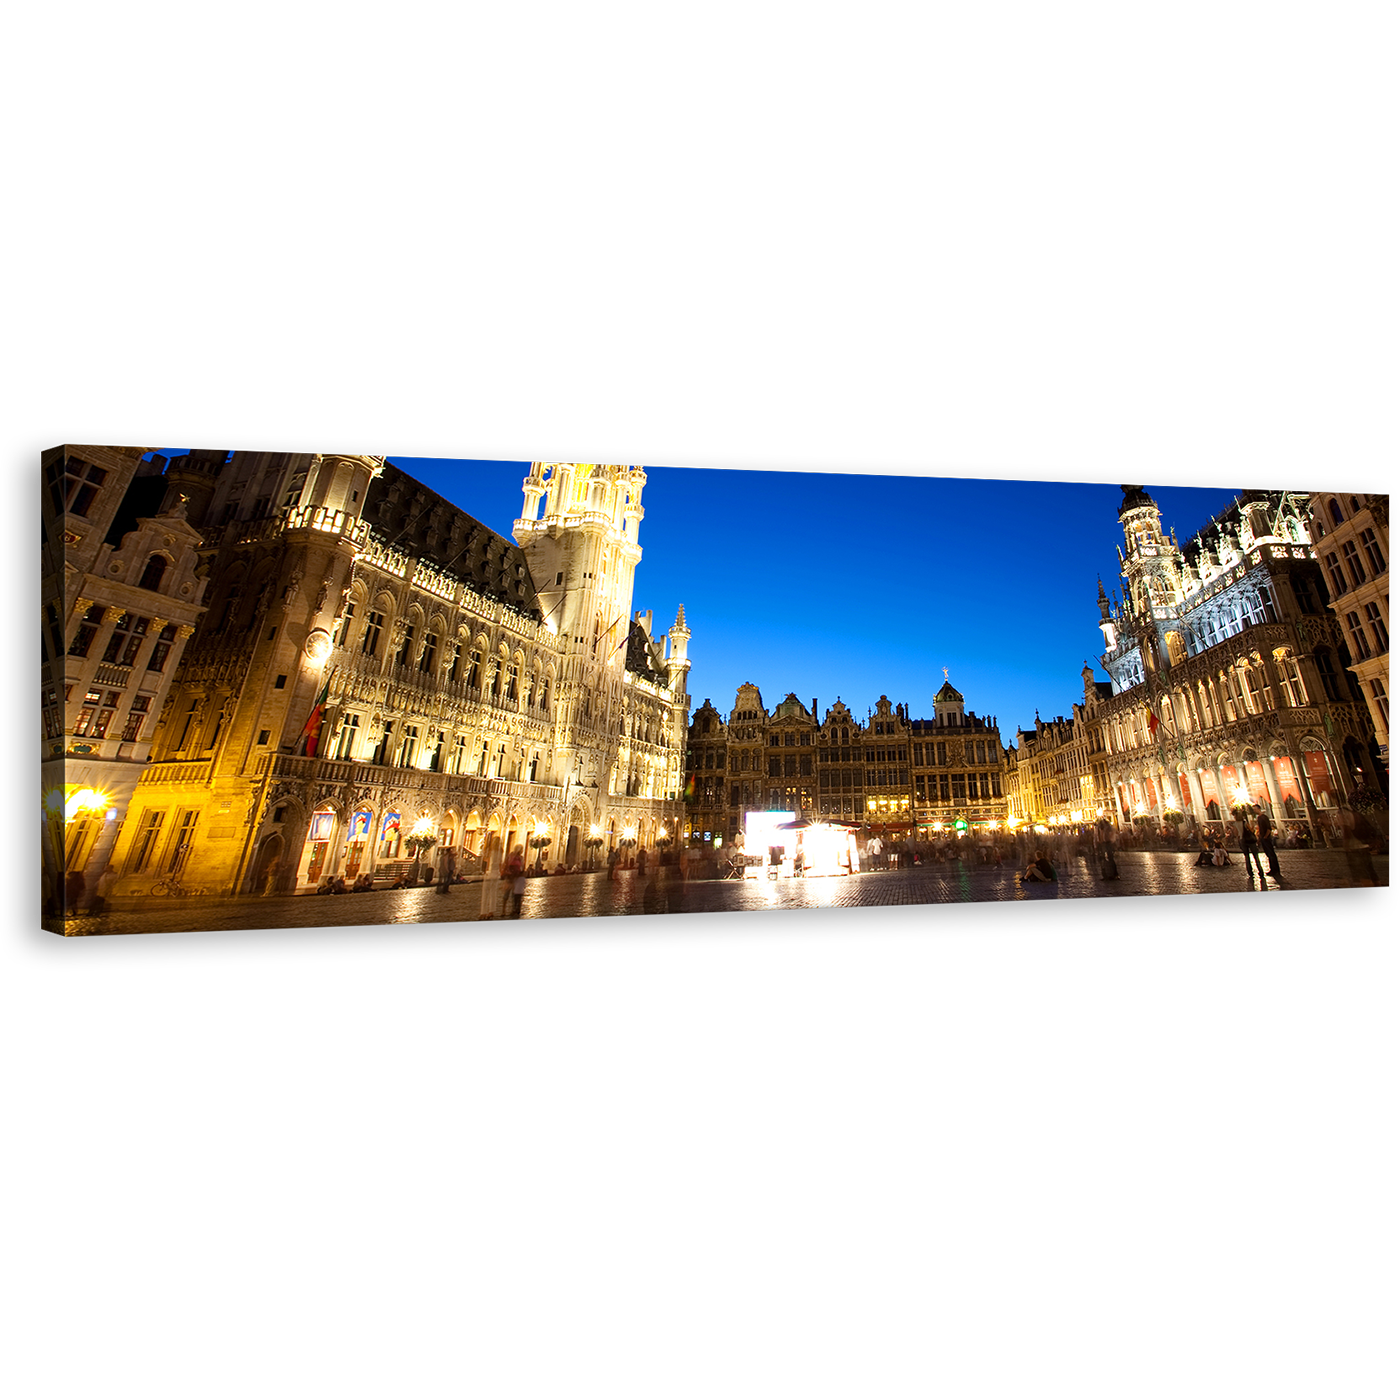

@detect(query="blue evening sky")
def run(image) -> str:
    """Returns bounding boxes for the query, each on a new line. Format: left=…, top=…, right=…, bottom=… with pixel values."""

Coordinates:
left=147, top=449, right=1243, bottom=732
left=392, top=457, right=1243, bottom=737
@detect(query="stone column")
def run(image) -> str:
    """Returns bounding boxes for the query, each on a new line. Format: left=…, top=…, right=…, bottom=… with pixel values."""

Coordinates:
left=1260, top=649, right=1287, bottom=714
left=80, top=804, right=123, bottom=890
left=1211, top=765, right=1231, bottom=823
left=1281, top=743, right=1323, bottom=845
left=1260, top=755, right=1285, bottom=818
left=327, top=813, right=347, bottom=878
left=85, top=606, right=123, bottom=664
left=1186, top=766, right=1208, bottom=823
left=1147, top=771, right=1166, bottom=815
left=283, top=811, right=314, bottom=892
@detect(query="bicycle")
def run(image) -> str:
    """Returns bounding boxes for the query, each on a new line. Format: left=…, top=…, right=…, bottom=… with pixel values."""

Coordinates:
left=150, top=876, right=205, bottom=897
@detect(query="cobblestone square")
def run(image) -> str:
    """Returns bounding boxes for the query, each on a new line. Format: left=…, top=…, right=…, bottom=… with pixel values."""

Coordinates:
left=64, top=847, right=1387, bottom=937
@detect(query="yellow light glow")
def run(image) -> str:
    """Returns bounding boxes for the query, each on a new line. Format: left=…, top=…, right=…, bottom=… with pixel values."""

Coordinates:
left=409, top=816, right=435, bottom=837
left=658, top=827, right=667, bottom=839
left=623, top=826, right=637, bottom=841
left=1232, top=785, right=1252, bottom=808
left=589, top=823, right=601, bottom=838
left=64, top=787, right=111, bottom=822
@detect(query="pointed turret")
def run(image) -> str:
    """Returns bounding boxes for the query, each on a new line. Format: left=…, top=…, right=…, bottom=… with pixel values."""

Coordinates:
left=665, top=602, right=691, bottom=695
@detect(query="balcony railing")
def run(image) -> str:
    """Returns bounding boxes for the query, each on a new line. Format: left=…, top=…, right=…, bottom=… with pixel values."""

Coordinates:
left=92, top=662, right=134, bottom=688
left=141, top=759, right=215, bottom=786
left=263, top=751, right=566, bottom=805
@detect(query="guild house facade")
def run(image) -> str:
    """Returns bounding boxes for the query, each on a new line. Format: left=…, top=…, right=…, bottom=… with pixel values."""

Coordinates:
left=684, top=682, right=1008, bottom=844
left=43, top=450, right=691, bottom=907
left=41, top=446, right=208, bottom=893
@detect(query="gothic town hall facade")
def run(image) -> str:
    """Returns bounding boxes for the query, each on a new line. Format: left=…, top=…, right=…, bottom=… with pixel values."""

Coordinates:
left=43, top=448, right=691, bottom=904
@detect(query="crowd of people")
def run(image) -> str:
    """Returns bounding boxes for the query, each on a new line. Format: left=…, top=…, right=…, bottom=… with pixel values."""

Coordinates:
left=49, top=792, right=1388, bottom=921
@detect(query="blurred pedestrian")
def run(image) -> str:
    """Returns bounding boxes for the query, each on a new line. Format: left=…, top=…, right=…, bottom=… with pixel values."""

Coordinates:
left=436, top=845, right=456, bottom=894
left=479, top=837, right=503, bottom=919
left=1255, top=807, right=1281, bottom=878
left=89, top=864, right=118, bottom=915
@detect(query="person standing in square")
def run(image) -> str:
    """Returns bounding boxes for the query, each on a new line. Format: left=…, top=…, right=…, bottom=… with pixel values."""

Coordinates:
left=1255, top=806, right=1281, bottom=879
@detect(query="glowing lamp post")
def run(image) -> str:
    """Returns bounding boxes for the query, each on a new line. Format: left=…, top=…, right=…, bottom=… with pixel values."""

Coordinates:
left=584, top=822, right=604, bottom=870
left=404, top=815, right=437, bottom=884
left=1229, top=783, right=1254, bottom=820
left=620, top=825, right=637, bottom=866
left=529, top=820, right=551, bottom=871
left=656, top=826, right=671, bottom=851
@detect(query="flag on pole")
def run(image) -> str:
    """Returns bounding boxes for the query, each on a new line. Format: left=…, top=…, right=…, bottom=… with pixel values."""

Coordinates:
left=1147, top=709, right=1160, bottom=736
left=299, top=680, right=331, bottom=756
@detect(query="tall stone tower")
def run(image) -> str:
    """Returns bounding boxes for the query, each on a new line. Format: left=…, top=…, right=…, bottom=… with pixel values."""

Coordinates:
left=515, top=462, right=646, bottom=655
left=513, top=462, right=650, bottom=793
left=1115, top=485, right=1183, bottom=675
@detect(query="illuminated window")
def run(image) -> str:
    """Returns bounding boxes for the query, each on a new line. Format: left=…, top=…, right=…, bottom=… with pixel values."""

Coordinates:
left=1360, top=527, right=1385, bottom=575
left=334, top=713, right=359, bottom=760
left=146, top=624, right=177, bottom=673
left=67, top=604, right=105, bottom=658
left=361, top=610, right=384, bottom=656
left=1342, top=540, right=1366, bottom=587
left=167, top=811, right=198, bottom=872
left=129, top=810, right=165, bottom=873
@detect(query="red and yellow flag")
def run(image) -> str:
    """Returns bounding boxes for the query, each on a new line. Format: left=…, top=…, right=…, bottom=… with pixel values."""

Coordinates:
left=299, top=680, right=331, bottom=756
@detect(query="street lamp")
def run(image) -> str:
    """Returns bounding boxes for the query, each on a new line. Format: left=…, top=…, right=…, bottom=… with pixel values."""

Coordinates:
left=584, top=822, right=604, bottom=870
left=404, top=814, right=438, bottom=884
left=529, top=820, right=551, bottom=871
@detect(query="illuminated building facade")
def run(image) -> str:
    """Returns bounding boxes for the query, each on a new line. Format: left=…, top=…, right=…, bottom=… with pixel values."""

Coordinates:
left=684, top=681, right=1008, bottom=842
left=62, top=452, right=688, bottom=901
left=1090, top=485, right=1380, bottom=837
left=1307, top=491, right=1389, bottom=774
left=41, top=446, right=207, bottom=901
left=909, top=682, right=1007, bottom=834
left=1003, top=701, right=1100, bottom=830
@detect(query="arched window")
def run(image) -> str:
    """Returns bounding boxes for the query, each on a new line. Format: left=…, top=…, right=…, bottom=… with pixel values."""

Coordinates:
left=1329, top=498, right=1344, bottom=525
left=138, top=554, right=169, bottom=591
